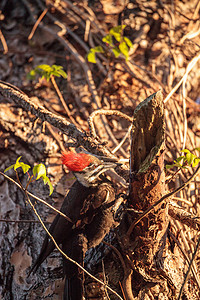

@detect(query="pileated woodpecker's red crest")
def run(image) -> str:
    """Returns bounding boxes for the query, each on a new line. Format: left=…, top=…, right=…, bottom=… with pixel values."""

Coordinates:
left=61, top=151, right=93, bottom=172
left=61, top=151, right=118, bottom=187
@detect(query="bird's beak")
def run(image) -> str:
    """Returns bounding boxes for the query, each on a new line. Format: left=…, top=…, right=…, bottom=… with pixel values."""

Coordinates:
left=102, top=161, right=121, bottom=170
left=85, top=161, right=121, bottom=185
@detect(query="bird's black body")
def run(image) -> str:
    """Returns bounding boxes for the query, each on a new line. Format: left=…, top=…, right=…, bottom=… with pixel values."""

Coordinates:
left=30, top=180, right=116, bottom=299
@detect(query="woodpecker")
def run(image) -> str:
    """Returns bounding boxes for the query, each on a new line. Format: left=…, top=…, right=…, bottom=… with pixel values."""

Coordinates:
left=61, top=151, right=119, bottom=187
left=30, top=151, right=119, bottom=300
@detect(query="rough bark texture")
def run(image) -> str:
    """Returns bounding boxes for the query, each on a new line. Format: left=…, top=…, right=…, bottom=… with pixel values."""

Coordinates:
left=118, top=91, right=199, bottom=299
left=129, top=91, right=168, bottom=280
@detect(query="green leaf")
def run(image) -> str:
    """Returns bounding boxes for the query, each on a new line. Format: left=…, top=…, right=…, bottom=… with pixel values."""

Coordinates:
left=4, top=156, right=30, bottom=174
left=166, top=164, right=174, bottom=169
left=93, top=46, right=104, bottom=53
left=14, top=156, right=22, bottom=170
left=87, top=51, right=97, bottom=63
left=42, top=175, right=48, bottom=184
left=51, top=65, right=67, bottom=78
left=112, top=47, right=121, bottom=58
left=87, top=46, right=104, bottom=63
left=51, top=71, right=62, bottom=78
left=52, top=65, right=61, bottom=71
left=4, top=164, right=15, bottom=173
left=27, top=69, right=37, bottom=80
left=181, top=149, right=190, bottom=153
left=33, top=163, right=46, bottom=180
left=166, top=162, right=186, bottom=169
left=48, top=180, right=54, bottom=196
left=37, top=64, right=52, bottom=72
left=185, top=152, right=196, bottom=165
left=124, top=37, right=133, bottom=48
left=109, top=25, right=126, bottom=42
left=20, top=162, right=31, bottom=174
left=102, top=34, right=113, bottom=46
left=28, top=64, right=67, bottom=81
left=192, top=158, right=200, bottom=167
left=176, top=156, right=184, bottom=163
left=119, top=41, right=129, bottom=60
left=42, top=175, right=54, bottom=195
left=33, top=164, right=53, bottom=195
left=56, top=69, right=67, bottom=79
left=194, top=147, right=200, bottom=152
left=174, top=162, right=183, bottom=168
left=171, top=160, right=184, bottom=168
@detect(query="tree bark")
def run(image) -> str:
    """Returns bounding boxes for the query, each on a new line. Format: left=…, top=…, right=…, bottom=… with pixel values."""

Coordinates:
left=117, top=91, right=199, bottom=299
left=129, top=91, right=168, bottom=280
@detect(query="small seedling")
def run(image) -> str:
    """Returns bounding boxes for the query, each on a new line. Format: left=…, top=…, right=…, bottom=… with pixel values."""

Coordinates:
left=27, top=64, right=76, bottom=123
left=28, top=64, right=67, bottom=81
left=87, top=25, right=133, bottom=63
left=166, top=148, right=200, bottom=170
left=4, top=156, right=53, bottom=195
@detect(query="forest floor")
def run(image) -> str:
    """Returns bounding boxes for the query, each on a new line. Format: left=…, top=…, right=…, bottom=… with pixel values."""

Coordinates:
left=0, top=0, right=200, bottom=299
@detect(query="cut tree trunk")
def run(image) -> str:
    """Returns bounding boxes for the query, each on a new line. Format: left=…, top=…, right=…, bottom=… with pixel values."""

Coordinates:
left=118, top=91, right=198, bottom=299
left=129, top=91, right=168, bottom=281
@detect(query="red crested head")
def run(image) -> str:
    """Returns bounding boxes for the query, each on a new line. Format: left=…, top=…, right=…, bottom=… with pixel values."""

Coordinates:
left=61, top=151, right=93, bottom=172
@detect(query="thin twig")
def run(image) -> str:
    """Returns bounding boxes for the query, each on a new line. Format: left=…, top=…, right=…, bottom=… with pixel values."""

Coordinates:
left=182, top=77, right=187, bottom=150
left=172, top=219, right=200, bottom=290
left=88, top=109, right=132, bottom=157
left=101, top=260, right=110, bottom=300
left=62, top=0, right=105, bottom=35
left=45, top=122, right=66, bottom=152
left=88, top=109, right=132, bottom=138
left=177, top=234, right=200, bottom=300
left=168, top=202, right=200, bottom=230
left=119, top=281, right=127, bottom=300
left=0, top=171, right=72, bottom=222
left=164, top=53, right=200, bottom=103
left=103, top=241, right=126, bottom=272
left=172, top=196, right=193, bottom=206
left=0, top=218, right=50, bottom=224
left=112, top=126, right=132, bottom=155
left=0, top=29, right=8, bottom=54
left=50, top=75, right=78, bottom=125
left=168, top=228, right=199, bottom=286
left=28, top=7, right=48, bottom=40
